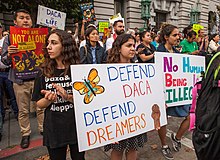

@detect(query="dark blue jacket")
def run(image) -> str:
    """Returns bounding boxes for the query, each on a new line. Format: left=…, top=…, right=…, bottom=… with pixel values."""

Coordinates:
left=79, top=41, right=107, bottom=64
left=157, top=43, right=180, bottom=53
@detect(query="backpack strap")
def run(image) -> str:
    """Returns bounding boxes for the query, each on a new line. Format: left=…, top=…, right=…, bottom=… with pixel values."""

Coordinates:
left=205, top=52, right=220, bottom=78
left=213, top=65, right=220, bottom=87
left=205, top=52, right=220, bottom=88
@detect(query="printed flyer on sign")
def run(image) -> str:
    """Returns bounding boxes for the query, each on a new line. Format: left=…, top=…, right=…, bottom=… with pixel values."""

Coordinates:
left=71, top=64, right=167, bottom=151
left=37, top=5, right=66, bottom=30
left=155, top=52, right=205, bottom=107
left=79, top=0, right=96, bottom=22
left=98, top=21, right=109, bottom=33
left=10, top=26, right=48, bottom=80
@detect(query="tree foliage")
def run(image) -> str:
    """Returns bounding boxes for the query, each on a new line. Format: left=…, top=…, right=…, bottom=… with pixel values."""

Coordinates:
left=0, top=0, right=81, bottom=22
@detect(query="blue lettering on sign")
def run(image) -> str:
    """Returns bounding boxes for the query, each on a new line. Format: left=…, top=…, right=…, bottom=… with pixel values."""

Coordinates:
left=83, top=100, right=137, bottom=127
left=46, top=18, right=57, bottom=26
left=107, top=64, right=155, bottom=82
left=182, top=57, right=204, bottom=73
left=47, top=9, right=62, bottom=18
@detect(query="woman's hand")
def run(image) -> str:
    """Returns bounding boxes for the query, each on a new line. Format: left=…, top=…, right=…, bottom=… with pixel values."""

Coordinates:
left=36, top=90, right=57, bottom=108
left=41, top=90, right=57, bottom=102
left=52, top=83, right=68, bottom=100
left=52, top=83, right=73, bottom=102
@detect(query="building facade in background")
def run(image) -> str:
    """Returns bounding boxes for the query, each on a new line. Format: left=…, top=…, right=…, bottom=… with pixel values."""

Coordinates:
left=94, top=0, right=220, bottom=33
left=0, top=0, right=220, bottom=33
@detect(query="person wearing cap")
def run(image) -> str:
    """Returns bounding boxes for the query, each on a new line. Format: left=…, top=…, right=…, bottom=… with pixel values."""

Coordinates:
left=0, top=24, right=19, bottom=142
left=105, top=19, right=125, bottom=51
left=1, top=9, right=44, bottom=149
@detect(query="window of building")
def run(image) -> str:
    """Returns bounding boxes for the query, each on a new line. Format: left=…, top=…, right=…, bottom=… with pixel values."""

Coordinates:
left=155, top=12, right=167, bottom=30
left=114, top=0, right=124, bottom=17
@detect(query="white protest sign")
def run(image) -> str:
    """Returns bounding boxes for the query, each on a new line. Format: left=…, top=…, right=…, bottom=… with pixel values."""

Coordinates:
left=155, top=52, right=205, bottom=107
left=109, top=13, right=123, bottom=25
left=71, top=64, right=167, bottom=151
left=37, top=5, right=66, bottom=30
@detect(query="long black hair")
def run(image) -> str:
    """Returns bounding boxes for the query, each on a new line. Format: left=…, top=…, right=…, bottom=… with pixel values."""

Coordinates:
left=159, top=24, right=178, bottom=43
left=41, top=29, right=80, bottom=77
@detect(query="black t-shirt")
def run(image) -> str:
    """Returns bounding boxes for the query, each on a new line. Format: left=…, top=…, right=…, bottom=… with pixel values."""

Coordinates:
left=32, top=69, right=77, bottom=148
left=136, top=43, right=156, bottom=63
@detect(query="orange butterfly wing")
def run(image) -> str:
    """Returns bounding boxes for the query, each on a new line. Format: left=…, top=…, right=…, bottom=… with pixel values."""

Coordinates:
left=73, top=82, right=89, bottom=95
left=84, top=93, right=95, bottom=104
left=88, top=68, right=100, bottom=85
left=73, top=68, right=105, bottom=104
left=93, top=85, right=105, bottom=94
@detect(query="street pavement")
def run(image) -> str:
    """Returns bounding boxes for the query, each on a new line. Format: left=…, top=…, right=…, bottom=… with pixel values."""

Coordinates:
left=0, top=110, right=197, bottom=160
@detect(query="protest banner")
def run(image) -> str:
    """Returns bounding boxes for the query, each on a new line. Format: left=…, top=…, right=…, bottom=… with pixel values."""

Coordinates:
left=10, top=26, right=48, bottom=80
left=193, top=24, right=204, bottom=37
left=79, top=0, right=96, bottom=22
left=109, top=13, right=124, bottom=25
left=37, top=5, right=66, bottom=30
left=155, top=52, right=205, bottom=107
left=98, top=21, right=109, bottom=33
left=71, top=63, right=166, bottom=151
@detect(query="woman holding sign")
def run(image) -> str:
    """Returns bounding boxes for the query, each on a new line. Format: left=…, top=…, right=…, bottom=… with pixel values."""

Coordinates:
left=157, top=24, right=191, bottom=160
left=105, top=34, right=147, bottom=160
left=32, top=30, right=85, bottom=160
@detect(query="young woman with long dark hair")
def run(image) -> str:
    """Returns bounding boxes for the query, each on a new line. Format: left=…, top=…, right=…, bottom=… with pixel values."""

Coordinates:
left=32, top=30, right=85, bottom=160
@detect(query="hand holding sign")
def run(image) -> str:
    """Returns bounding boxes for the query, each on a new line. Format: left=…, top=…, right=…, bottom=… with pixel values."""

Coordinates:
left=151, top=104, right=161, bottom=130
left=8, top=45, right=19, bottom=57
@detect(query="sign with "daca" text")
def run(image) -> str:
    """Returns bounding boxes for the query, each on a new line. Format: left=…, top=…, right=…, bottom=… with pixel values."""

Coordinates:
left=71, top=63, right=167, bottom=151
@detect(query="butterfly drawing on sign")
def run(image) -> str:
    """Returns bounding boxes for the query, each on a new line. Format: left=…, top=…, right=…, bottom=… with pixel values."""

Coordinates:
left=73, top=68, right=105, bottom=104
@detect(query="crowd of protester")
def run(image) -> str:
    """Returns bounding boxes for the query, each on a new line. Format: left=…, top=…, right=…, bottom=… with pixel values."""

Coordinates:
left=0, top=8, right=220, bottom=160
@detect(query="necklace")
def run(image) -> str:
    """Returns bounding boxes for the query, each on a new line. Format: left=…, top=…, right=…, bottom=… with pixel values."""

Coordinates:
left=167, top=48, right=173, bottom=53
left=165, top=44, right=173, bottom=53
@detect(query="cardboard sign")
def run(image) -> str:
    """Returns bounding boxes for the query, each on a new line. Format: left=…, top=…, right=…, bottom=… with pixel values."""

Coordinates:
left=37, top=5, right=66, bottom=30
left=193, top=24, right=204, bottom=36
left=109, top=13, right=124, bottom=26
left=71, top=64, right=167, bottom=151
left=155, top=52, right=205, bottom=107
left=10, top=26, right=48, bottom=80
left=98, top=21, right=109, bottom=33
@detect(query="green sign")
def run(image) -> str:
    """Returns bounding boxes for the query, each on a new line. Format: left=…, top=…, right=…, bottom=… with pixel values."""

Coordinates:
left=98, top=21, right=109, bottom=33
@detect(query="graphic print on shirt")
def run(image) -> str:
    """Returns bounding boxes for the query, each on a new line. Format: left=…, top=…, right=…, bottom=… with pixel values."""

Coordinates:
left=45, top=75, right=73, bottom=112
left=73, top=68, right=105, bottom=104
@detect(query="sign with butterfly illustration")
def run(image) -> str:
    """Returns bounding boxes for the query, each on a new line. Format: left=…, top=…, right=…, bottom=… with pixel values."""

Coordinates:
left=71, top=64, right=167, bottom=151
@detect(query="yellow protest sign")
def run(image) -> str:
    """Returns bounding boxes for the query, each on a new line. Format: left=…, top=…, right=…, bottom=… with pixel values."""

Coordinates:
left=98, top=22, right=109, bottom=33
left=193, top=24, right=204, bottom=36
left=18, top=41, right=36, bottom=51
